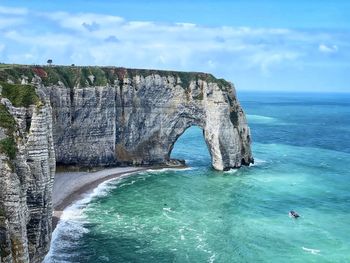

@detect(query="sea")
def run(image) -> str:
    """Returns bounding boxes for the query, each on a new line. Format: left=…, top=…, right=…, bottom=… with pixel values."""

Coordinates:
left=44, top=92, right=350, bottom=263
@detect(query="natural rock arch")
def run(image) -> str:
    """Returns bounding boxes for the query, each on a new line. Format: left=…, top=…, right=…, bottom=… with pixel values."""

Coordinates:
left=167, top=124, right=205, bottom=160
left=48, top=72, right=253, bottom=170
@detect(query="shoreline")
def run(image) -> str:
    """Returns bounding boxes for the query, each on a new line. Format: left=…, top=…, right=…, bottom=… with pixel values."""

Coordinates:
left=52, top=165, right=186, bottom=229
left=52, top=167, right=148, bottom=229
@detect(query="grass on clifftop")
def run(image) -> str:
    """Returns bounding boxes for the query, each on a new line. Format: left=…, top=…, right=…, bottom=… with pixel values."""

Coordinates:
left=0, top=82, right=40, bottom=107
left=123, top=68, right=230, bottom=90
left=0, top=64, right=231, bottom=90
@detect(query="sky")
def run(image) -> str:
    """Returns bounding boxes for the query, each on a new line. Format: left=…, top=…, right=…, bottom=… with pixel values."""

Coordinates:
left=0, top=0, right=349, bottom=92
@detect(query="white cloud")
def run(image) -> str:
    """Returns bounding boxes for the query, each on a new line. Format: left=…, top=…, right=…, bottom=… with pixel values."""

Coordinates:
left=42, top=11, right=124, bottom=32
left=250, top=51, right=300, bottom=75
left=175, top=22, right=197, bottom=28
left=319, top=44, right=338, bottom=53
left=0, top=6, right=345, bottom=80
left=0, top=5, right=27, bottom=15
left=0, top=17, right=25, bottom=28
left=4, top=30, right=78, bottom=47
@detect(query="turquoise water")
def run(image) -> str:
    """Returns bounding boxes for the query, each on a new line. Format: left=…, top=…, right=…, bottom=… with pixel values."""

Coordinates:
left=45, top=92, right=350, bottom=263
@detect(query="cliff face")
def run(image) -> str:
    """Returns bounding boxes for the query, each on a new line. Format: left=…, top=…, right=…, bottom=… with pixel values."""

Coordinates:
left=41, top=67, right=253, bottom=170
left=0, top=82, right=55, bottom=263
left=0, top=65, right=253, bottom=262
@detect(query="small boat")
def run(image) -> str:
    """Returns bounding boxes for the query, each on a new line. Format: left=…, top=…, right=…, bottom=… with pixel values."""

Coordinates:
left=289, top=210, right=300, bottom=218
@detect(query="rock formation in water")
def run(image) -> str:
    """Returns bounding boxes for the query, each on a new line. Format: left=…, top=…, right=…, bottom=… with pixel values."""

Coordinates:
left=44, top=67, right=253, bottom=170
left=0, top=65, right=253, bottom=262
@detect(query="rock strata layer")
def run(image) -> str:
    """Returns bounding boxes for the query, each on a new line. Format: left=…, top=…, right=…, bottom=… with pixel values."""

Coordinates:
left=0, top=65, right=253, bottom=262
left=0, top=84, right=55, bottom=263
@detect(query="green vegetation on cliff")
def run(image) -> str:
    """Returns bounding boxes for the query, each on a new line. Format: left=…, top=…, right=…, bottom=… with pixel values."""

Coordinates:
left=0, top=81, right=38, bottom=160
left=0, top=104, right=16, bottom=134
left=0, top=82, right=39, bottom=107
left=0, top=64, right=231, bottom=90
left=123, top=68, right=230, bottom=90
left=0, top=104, right=17, bottom=159
left=0, top=75, right=45, bottom=160
left=0, top=65, right=34, bottom=83
left=0, top=81, right=40, bottom=159
left=0, top=137, right=16, bottom=159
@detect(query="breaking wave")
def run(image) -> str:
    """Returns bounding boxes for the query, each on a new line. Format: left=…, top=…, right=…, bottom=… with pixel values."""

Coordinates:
left=247, top=114, right=279, bottom=124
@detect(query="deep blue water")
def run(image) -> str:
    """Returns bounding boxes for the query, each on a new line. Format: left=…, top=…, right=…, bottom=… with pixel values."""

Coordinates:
left=45, top=92, right=350, bottom=263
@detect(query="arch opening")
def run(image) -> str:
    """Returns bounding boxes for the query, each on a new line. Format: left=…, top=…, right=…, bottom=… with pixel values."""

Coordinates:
left=169, top=126, right=211, bottom=167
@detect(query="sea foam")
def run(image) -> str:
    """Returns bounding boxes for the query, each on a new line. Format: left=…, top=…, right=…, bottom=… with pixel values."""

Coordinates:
left=250, top=158, right=267, bottom=167
left=44, top=172, right=136, bottom=262
left=302, top=246, right=321, bottom=255
left=247, top=114, right=278, bottom=124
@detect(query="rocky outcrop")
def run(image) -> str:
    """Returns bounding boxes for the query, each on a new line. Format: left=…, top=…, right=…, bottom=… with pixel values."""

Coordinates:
left=0, top=83, right=55, bottom=263
left=42, top=67, right=253, bottom=170
left=0, top=65, right=253, bottom=262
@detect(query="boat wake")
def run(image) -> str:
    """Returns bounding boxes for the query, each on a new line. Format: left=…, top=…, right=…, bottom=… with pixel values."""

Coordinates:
left=302, top=247, right=321, bottom=255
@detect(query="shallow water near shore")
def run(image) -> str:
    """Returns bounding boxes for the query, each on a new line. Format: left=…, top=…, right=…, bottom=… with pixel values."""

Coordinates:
left=45, top=92, right=350, bottom=263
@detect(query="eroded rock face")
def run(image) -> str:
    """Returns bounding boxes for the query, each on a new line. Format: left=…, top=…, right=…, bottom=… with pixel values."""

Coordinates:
left=0, top=90, right=55, bottom=263
left=0, top=66, right=253, bottom=262
left=46, top=69, right=253, bottom=170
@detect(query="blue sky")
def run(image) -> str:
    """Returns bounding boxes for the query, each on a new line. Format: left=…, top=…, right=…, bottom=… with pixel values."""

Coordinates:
left=0, top=0, right=349, bottom=92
